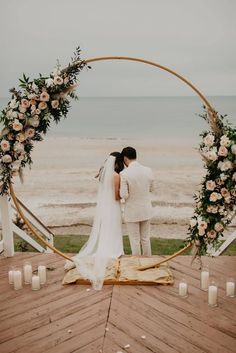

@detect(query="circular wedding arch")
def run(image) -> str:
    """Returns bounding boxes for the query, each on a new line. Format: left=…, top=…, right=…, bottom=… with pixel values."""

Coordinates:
left=9, top=56, right=219, bottom=264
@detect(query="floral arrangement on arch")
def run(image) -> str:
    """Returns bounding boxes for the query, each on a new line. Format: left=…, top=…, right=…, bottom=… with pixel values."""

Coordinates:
left=0, top=47, right=235, bottom=256
left=0, top=47, right=88, bottom=195
left=187, top=109, right=236, bottom=255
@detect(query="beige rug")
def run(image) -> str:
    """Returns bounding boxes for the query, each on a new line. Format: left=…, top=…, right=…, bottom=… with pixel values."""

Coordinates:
left=62, top=256, right=174, bottom=285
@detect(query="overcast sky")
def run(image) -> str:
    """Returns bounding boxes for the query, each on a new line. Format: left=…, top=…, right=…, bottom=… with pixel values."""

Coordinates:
left=0, top=0, right=235, bottom=97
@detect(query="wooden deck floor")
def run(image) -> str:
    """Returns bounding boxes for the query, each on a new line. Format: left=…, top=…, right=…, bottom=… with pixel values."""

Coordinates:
left=0, top=252, right=235, bottom=353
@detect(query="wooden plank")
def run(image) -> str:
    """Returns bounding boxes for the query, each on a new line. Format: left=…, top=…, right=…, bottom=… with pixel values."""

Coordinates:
left=0, top=253, right=236, bottom=353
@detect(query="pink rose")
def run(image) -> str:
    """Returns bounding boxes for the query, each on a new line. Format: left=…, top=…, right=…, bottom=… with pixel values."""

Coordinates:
left=203, top=134, right=214, bottom=146
left=209, top=192, right=221, bottom=202
left=198, top=228, right=205, bottom=236
left=218, top=146, right=228, bottom=157
left=51, top=100, right=59, bottom=109
left=221, top=188, right=230, bottom=198
left=40, top=92, right=50, bottom=102
left=214, top=223, right=224, bottom=232
left=1, top=154, right=12, bottom=163
left=18, top=113, right=25, bottom=120
left=0, top=140, right=10, bottom=152
left=207, top=230, right=217, bottom=239
left=206, top=180, right=216, bottom=191
left=21, top=99, right=30, bottom=109
left=38, top=102, right=47, bottom=110
left=25, top=128, right=35, bottom=139
left=53, top=76, right=63, bottom=85
left=12, top=119, right=23, bottom=131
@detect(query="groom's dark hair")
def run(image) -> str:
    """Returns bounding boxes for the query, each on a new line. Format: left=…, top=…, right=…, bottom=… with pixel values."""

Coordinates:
left=121, top=146, right=137, bottom=160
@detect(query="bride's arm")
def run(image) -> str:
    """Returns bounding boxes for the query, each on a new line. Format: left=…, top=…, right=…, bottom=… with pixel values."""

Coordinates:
left=114, top=173, right=121, bottom=200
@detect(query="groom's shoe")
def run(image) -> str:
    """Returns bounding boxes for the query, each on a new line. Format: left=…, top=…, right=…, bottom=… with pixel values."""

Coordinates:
left=64, top=259, right=76, bottom=271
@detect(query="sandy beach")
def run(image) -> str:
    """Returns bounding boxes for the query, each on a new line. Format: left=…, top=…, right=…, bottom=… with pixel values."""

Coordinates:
left=9, top=136, right=227, bottom=239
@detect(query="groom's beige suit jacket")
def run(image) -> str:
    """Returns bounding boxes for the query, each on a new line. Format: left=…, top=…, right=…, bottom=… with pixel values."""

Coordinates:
left=120, top=161, right=154, bottom=223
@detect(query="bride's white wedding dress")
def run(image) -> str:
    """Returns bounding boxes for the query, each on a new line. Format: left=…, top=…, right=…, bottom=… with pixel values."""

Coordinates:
left=64, top=155, right=123, bottom=289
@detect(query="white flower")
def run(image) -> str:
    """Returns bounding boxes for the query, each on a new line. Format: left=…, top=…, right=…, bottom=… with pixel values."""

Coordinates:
left=9, top=99, right=19, bottom=109
left=45, top=78, right=54, bottom=87
left=1, top=154, right=12, bottom=163
left=6, top=109, right=17, bottom=119
left=205, top=149, right=218, bottom=161
left=203, top=134, right=215, bottom=146
left=51, top=100, right=59, bottom=109
left=209, top=192, right=221, bottom=202
left=64, top=77, right=69, bottom=85
left=40, top=92, right=50, bottom=102
left=198, top=220, right=208, bottom=230
left=27, top=93, right=37, bottom=100
left=220, top=173, right=228, bottom=181
left=206, top=180, right=216, bottom=191
left=231, top=144, right=236, bottom=155
left=214, top=222, right=224, bottom=232
left=16, top=132, right=25, bottom=142
left=225, top=196, right=231, bottom=203
left=53, top=76, right=63, bottom=85
left=12, top=119, right=23, bottom=131
left=0, top=140, right=10, bottom=152
left=190, top=218, right=197, bottom=228
left=12, top=160, right=21, bottom=172
left=13, top=142, right=24, bottom=153
left=218, top=160, right=233, bottom=171
left=233, top=173, right=236, bottom=182
left=19, top=106, right=27, bottom=113
left=28, top=116, right=39, bottom=127
left=32, top=82, right=39, bottom=93
left=220, top=135, right=231, bottom=147
left=31, top=105, right=36, bottom=113
left=218, top=146, right=228, bottom=157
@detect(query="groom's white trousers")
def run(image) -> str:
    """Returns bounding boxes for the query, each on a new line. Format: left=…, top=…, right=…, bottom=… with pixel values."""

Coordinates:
left=126, top=220, right=151, bottom=256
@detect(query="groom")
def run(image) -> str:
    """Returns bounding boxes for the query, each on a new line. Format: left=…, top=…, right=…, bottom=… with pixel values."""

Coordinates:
left=120, top=147, right=154, bottom=256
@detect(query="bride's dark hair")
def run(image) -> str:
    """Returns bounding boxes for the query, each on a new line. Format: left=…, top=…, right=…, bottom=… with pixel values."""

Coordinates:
left=95, top=152, right=124, bottom=179
left=110, top=152, right=124, bottom=174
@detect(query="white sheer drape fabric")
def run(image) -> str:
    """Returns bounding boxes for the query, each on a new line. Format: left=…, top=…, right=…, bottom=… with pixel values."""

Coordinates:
left=65, top=156, right=123, bottom=290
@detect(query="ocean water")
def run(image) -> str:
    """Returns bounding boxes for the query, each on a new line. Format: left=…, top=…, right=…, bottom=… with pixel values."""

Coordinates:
left=0, top=96, right=235, bottom=142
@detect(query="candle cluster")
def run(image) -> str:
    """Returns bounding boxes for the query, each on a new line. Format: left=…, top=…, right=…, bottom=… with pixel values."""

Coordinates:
left=178, top=266, right=235, bottom=307
left=8, top=262, right=47, bottom=291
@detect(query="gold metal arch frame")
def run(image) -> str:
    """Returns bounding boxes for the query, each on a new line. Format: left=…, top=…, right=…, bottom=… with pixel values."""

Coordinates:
left=10, top=56, right=217, bottom=265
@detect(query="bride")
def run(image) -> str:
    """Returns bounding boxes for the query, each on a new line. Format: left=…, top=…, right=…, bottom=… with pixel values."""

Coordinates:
left=64, top=152, right=124, bottom=289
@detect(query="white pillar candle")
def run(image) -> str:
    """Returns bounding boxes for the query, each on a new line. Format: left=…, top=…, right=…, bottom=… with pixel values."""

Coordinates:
left=8, top=270, right=14, bottom=284
left=226, top=281, right=235, bottom=297
left=38, top=265, right=46, bottom=284
left=23, top=263, right=32, bottom=284
left=31, top=275, right=41, bottom=290
left=13, top=270, right=23, bottom=290
left=200, top=270, right=209, bottom=291
left=208, top=285, right=218, bottom=307
left=179, top=282, right=188, bottom=297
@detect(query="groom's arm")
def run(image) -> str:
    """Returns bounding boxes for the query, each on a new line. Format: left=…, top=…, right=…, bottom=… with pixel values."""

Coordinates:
left=120, top=174, right=129, bottom=200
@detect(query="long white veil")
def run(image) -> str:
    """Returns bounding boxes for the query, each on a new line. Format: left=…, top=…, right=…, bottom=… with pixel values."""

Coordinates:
left=66, top=155, right=123, bottom=289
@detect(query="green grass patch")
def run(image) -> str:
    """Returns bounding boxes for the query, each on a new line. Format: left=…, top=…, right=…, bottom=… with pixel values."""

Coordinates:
left=14, top=234, right=236, bottom=255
